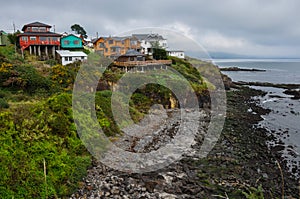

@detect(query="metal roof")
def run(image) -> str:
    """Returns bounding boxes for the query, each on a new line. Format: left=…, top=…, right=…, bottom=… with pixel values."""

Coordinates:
left=56, top=50, right=87, bottom=57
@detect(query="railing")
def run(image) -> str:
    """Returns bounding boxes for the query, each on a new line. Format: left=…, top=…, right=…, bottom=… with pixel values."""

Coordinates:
left=114, top=60, right=172, bottom=67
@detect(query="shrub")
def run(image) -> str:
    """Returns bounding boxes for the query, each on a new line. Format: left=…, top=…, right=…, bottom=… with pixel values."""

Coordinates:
left=0, top=63, right=52, bottom=94
left=45, top=59, right=58, bottom=66
left=0, top=94, right=91, bottom=198
left=0, top=98, right=9, bottom=108
left=0, top=90, right=6, bottom=98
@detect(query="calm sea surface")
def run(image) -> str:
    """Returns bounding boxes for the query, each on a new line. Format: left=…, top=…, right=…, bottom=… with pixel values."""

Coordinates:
left=214, top=59, right=300, bottom=177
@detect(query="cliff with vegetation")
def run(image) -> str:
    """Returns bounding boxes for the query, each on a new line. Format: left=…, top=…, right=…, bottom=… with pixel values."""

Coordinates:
left=0, top=45, right=212, bottom=198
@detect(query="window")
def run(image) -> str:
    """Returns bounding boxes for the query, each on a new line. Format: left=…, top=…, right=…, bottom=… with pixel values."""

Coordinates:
left=73, top=40, right=79, bottom=45
left=21, top=36, right=28, bottom=41
left=39, top=27, right=46, bottom=32
left=130, top=40, right=137, bottom=45
left=81, top=56, right=84, bottom=60
left=105, top=48, right=108, bottom=52
left=32, top=27, right=38, bottom=32
left=52, top=37, right=59, bottom=41
left=108, top=40, right=113, bottom=44
left=64, top=40, right=70, bottom=45
left=130, top=57, right=135, bottom=61
left=64, top=57, right=68, bottom=61
left=99, top=42, right=105, bottom=48
left=30, top=36, right=36, bottom=41
left=40, top=37, right=47, bottom=41
left=69, top=57, right=72, bottom=61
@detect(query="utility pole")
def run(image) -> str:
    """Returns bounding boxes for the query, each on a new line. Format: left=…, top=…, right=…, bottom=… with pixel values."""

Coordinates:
left=13, top=22, right=16, bottom=33
left=13, top=22, right=17, bottom=53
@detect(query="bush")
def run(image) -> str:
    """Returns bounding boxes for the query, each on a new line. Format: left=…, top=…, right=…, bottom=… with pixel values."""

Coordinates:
left=0, top=98, right=9, bottom=108
left=0, top=94, right=91, bottom=198
left=50, top=64, right=80, bottom=91
left=0, top=90, right=6, bottom=98
left=0, top=63, right=52, bottom=94
left=45, top=59, right=58, bottom=66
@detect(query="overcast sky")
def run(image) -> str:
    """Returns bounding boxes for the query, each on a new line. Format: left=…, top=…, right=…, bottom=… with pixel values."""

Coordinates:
left=1, top=0, right=300, bottom=58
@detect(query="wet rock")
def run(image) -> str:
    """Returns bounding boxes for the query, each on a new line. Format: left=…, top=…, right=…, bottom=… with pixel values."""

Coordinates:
left=284, top=89, right=300, bottom=99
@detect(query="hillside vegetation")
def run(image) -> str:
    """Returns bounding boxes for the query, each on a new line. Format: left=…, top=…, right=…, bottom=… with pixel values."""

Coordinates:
left=0, top=45, right=210, bottom=198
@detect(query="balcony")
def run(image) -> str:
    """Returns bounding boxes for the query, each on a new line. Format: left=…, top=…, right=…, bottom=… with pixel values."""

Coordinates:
left=20, top=40, right=60, bottom=48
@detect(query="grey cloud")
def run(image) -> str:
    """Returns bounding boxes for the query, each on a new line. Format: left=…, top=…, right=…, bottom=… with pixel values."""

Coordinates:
left=1, top=0, right=300, bottom=57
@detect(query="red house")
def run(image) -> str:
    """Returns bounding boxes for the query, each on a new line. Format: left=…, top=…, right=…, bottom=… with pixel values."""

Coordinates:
left=18, top=22, right=61, bottom=58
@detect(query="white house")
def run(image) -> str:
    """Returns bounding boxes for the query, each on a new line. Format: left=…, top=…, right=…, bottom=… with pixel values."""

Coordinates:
left=56, top=50, right=87, bottom=65
left=132, top=33, right=168, bottom=55
left=167, top=50, right=185, bottom=59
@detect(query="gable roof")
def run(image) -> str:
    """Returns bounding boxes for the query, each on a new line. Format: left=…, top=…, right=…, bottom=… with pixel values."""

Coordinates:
left=132, top=33, right=165, bottom=41
left=123, top=49, right=145, bottom=57
left=61, top=34, right=81, bottom=40
left=93, top=36, right=133, bottom=44
left=132, top=34, right=148, bottom=40
left=0, top=30, right=7, bottom=35
left=22, top=22, right=52, bottom=31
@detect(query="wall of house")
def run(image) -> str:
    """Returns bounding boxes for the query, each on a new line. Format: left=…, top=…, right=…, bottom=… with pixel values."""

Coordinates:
left=0, top=34, right=9, bottom=46
left=61, top=55, right=87, bottom=65
left=94, top=37, right=141, bottom=58
left=61, top=35, right=83, bottom=49
left=167, top=51, right=185, bottom=59
left=140, top=39, right=167, bottom=55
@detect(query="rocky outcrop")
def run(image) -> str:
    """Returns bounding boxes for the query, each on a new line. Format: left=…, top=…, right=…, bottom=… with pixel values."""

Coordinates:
left=220, top=66, right=266, bottom=72
left=234, top=81, right=300, bottom=90
left=283, top=89, right=300, bottom=99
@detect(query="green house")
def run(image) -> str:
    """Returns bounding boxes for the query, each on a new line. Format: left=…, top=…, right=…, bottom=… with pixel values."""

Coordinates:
left=60, top=34, right=83, bottom=49
left=0, top=30, right=9, bottom=46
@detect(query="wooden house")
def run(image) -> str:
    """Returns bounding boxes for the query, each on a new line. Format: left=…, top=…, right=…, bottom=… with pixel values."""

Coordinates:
left=18, top=22, right=61, bottom=58
left=117, top=49, right=146, bottom=62
left=56, top=50, right=87, bottom=65
left=0, top=30, right=9, bottom=46
left=60, top=34, right=83, bottom=49
left=167, top=50, right=185, bottom=59
left=93, top=36, right=141, bottom=59
left=132, top=33, right=167, bottom=55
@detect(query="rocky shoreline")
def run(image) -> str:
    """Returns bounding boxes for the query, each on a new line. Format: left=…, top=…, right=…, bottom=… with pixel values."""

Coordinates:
left=70, top=87, right=299, bottom=199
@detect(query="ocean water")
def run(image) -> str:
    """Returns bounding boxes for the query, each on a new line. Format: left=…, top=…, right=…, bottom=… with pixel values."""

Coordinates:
left=214, top=59, right=300, bottom=178
left=214, top=59, right=300, bottom=84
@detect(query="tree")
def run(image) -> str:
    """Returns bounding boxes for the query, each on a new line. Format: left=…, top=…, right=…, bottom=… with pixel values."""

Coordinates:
left=7, top=30, right=21, bottom=46
left=150, top=41, right=168, bottom=60
left=70, top=24, right=87, bottom=38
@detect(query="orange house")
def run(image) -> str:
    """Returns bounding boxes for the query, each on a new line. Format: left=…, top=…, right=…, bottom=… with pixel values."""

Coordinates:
left=93, top=36, right=141, bottom=58
left=18, top=22, right=61, bottom=58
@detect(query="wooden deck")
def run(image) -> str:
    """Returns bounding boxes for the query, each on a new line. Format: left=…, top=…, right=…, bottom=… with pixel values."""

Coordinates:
left=114, top=60, right=172, bottom=67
